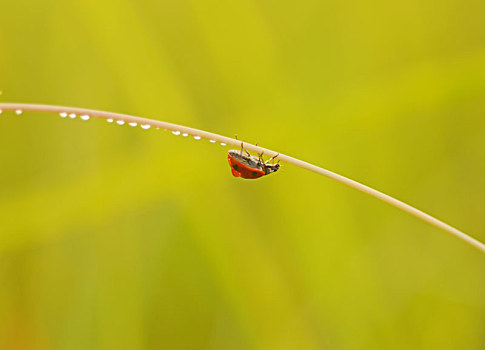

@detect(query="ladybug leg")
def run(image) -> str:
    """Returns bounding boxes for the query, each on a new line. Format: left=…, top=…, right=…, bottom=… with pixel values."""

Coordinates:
left=266, top=153, right=279, bottom=164
left=239, top=139, right=250, bottom=157
left=258, top=152, right=265, bottom=166
left=235, top=135, right=244, bottom=156
left=258, top=153, right=269, bottom=174
left=236, top=135, right=253, bottom=157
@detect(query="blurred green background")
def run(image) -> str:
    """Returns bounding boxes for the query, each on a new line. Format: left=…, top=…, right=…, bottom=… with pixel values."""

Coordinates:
left=1, top=0, right=484, bottom=349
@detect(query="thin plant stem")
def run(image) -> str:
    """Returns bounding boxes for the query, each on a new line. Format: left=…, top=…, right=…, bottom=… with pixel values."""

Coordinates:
left=1, top=102, right=484, bottom=254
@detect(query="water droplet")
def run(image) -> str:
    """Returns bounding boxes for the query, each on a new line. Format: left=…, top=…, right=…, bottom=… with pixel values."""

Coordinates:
left=172, top=131, right=181, bottom=135
left=15, top=109, right=23, bottom=115
left=141, top=124, right=150, bottom=130
left=193, top=136, right=201, bottom=140
left=59, top=112, right=67, bottom=118
left=209, top=140, right=216, bottom=143
left=107, top=118, right=114, bottom=123
left=129, top=122, right=137, bottom=127
left=182, top=132, right=188, bottom=137
left=116, top=120, right=125, bottom=125
left=0, top=109, right=3, bottom=114
left=69, top=113, right=76, bottom=119
left=220, top=143, right=226, bottom=146
left=80, top=115, right=90, bottom=121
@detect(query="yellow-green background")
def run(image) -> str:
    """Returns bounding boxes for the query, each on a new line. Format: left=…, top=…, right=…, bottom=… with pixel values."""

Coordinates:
left=1, top=0, right=484, bottom=349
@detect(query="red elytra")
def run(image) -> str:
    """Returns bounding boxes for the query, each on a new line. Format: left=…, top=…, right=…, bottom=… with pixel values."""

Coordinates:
left=227, top=149, right=280, bottom=179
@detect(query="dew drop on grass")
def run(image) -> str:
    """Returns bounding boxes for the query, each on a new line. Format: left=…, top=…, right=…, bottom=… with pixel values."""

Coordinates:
left=59, top=112, right=67, bottom=118
left=193, top=136, right=201, bottom=140
left=172, top=131, right=181, bottom=135
left=0, top=109, right=3, bottom=114
left=209, top=140, right=216, bottom=143
left=80, top=115, right=90, bottom=121
left=182, top=132, right=188, bottom=137
left=107, top=118, right=114, bottom=123
left=69, top=113, right=76, bottom=119
left=220, top=142, right=226, bottom=146
left=116, top=120, right=125, bottom=125
left=129, top=122, right=137, bottom=127
left=141, top=124, right=150, bottom=130
left=15, top=109, right=23, bottom=115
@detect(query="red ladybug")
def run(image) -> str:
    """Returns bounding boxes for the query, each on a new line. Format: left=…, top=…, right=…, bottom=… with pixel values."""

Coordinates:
left=227, top=145, right=280, bottom=179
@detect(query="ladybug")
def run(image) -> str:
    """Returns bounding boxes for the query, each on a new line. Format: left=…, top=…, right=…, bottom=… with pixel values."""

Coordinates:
left=227, top=144, right=280, bottom=179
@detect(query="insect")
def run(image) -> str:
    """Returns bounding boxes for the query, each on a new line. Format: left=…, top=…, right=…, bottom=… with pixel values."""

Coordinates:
left=227, top=142, right=280, bottom=179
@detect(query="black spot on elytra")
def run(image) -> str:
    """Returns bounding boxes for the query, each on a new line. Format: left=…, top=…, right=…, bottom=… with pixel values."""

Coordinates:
left=252, top=172, right=258, bottom=176
left=233, top=164, right=239, bottom=171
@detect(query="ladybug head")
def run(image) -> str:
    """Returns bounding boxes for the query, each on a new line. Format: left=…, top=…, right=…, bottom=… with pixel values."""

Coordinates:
left=263, top=162, right=280, bottom=175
